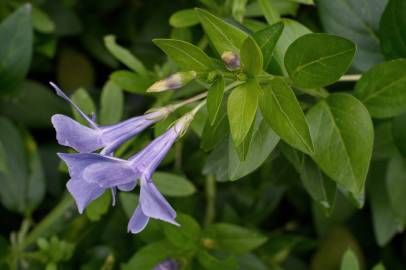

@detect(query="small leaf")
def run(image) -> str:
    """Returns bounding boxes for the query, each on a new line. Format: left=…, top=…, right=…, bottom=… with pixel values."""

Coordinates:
left=85, top=191, right=110, bottom=221
left=354, top=59, right=406, bottom=118
left=153, top=39, right=213, bottom=71
left=169, top=9, right=199, bottom=28
left=197, top=250, right=238, bottom=270
left=253, top=22, right=284, bottom=70
left=104, top=35, right=147, bottom=75
left=258, top=0, right=280, bottom=24
left=386, top=154, right=406, bottom=223
left=259, top=77, right=313, bottom=154
left=372, top=263, right=386, bottom=270
left=306, top=93, right=373, bottom=195
left=207, top=76, right=224, bottom=125
left=241, top=36, right=263, bottom=77
left=228, top=80, right=258, bottom=146
left=392, top=112, right=406, bottom=157
left=285, top=33, right=355, bottom=88
left=163, top=213, right=201, bottom=250
left=119, top=193, right=138, bottom=218
left=340, top=249, right=359, bottom=270
left=99, top=80, right=123, bottom=125
left=71, top=88, right=96, bottom=125
left=152, top=172, right=196, bottom=197
left=196, top=8, right=248, bottom=54
left=32, top=6, right=55, bottom=33
left=201, top=100, right=229, bottom=152
left=110, top=70, right=153, bottom=94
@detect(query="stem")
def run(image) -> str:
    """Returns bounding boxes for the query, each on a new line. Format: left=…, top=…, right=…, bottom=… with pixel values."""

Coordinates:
left=339, top=74, right=362, bottom=81
left=172, top=92, right=208, bottom=110
left=19, top=195, right=74, bottom=250
left=204, top=175, right=216, bottom=226
left=174, top=142, right=183, bottom=171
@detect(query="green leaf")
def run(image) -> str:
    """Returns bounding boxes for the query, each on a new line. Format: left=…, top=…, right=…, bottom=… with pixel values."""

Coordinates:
left=241, top=36, right=263, bottom=77
left=306, top=93, right=373, bottom=195
left=196, top=8, right=248, bottom=54
left=354, top=59, right=406, bottom=118
left=253, top=22, right=284, bottom=70
left=152, top=172, right=196, bottom=197
left=340, top=249, right=359, bottom=270
left=153, top=39, right=213, bottom=71
left=259, top=77, right=313, bottom=154
left=386, top=154, right=406, bottom=223
left=228, top=117, right=279, bottom=180
left=318, top=0, right=387, bottom=71
left=203, top=223, right=267, bottom=254
left=99, top=80, right=123, bottom=125
left=201, top=100, right=229, bottom=151
left=373, top=121, right=398, bottom=160
left=110, top=70, right=153, bottom=94
left=392, top=112, right=406, bottom=157
left=0, top=4, right=33, bottom=92
left=228, top=80, right=258, bottom=146
left=71, top=88, right=96, bottom=125
left=163, top=213, right=201, bottom=250
left=119, top=192, right=138, bottom=218
left=285, top=33, right=355, bottom=88
left=379, top=0, right=406, bottom=59
left=372, top=263, right=386, bottom=270
left=289, top=0, right=313, bottom=4
left=32, top=6, right=55, bottom=33
left=104, top=35, right=147, bottom=75
left=85, top=191, right=110, bottom=221
left=169, top=9, right=199, bottom=28
left=207, top=76, right=225, bottom=125
left=197, top=250, right=238, bottom=270
left=258, top=0, right=280, bottom=24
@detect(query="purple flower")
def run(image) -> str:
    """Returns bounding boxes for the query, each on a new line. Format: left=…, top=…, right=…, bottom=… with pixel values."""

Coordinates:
left=153, top=259, right=179, bottom=270
left=147, top=71, right=196, bottom=92
left=50, top=82, right=172, bottom=154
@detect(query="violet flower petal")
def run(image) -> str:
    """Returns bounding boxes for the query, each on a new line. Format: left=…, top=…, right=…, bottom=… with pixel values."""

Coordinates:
left=128, top=205, right=150, bottom=234
left=66, top=178, right=105, bottom=214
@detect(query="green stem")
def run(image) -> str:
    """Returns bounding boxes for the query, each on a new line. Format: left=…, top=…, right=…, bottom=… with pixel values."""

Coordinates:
left=19, top=195, right=74, bottom=250
left=204, top=175, right=216, bottom=226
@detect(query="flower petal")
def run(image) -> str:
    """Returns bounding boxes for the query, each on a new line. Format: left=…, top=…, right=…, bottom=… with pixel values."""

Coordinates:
left=66, top=178, right=105, bottom=214
left=128, top=205, right=150, bottom=234
left=118, top=181, right=137, bottom=191
left=52, top=114, right=103, bottom=153
left=140, top=178, right=179, bottom=226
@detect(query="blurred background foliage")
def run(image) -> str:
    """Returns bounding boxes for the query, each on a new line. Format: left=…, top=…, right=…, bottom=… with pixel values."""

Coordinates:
left=0, top=0, right=405, bottom=269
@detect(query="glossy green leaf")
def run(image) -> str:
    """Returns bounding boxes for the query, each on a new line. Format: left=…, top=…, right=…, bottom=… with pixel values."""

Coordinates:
left=260, top=77, right=313, bottom=154
left=169, top=9, right=199, bottom=28
left=233, top=122, right=254, bottom=162
left=71, top=88, right=96, bottom=126
left=228, top=80, right=258, bottom=146
left=154, top=39, right=213, bottom=71
left=207, top=76, right=224, bottom=125
left=253, top=22, right=284, bottom=70
left=318, top=0, right=387, bottom=71
left=340, top=249, right=359, bottom=270
left=163, top=213, right=201, bottom=250
left=0, top=4, right=33, bottom=92
left=379, top=0, right=406, bottom=59
left=386, top=154, right=406, bottom=222
left=104, top=35, right=147, bottom=75
left=203, top=138, right=229, bottom=182
left=152, top=172, right=196, bottom=197
left=258, top=0, right=280, bottom=24
left=285, top=33, right=355, bottom=88
left=85, top=191, right=110, bottom=221
left=203, top=223, right=267, bottom=254
left=196, top=8, right=248, bottom=54
left=197, top=250, right=238, bottom=270
left=241, top=36, right=263, bottom=76
left=110, top=70, right=153, bottom=94
left=99, top=80, right=123, bottom=125
left=201, top=98, right=229, bottom=152
left=306, top=93, right=373, bottom=195
left=392, top=112, right=406, bottom=157
left=354, top=59, right=406, bottom=118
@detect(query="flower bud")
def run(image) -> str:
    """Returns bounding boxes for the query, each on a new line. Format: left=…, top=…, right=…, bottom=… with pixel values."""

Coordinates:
left=147, top=71, right=197, bottom=92
left=221, top=51, right=240, bottom=70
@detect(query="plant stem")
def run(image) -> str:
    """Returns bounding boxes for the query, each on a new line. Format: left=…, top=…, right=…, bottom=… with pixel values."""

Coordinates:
left=204, top=175, right=216, bottom=226
left=19, top=195, right=74, bottom=250
left=339, top=74, right=362, bottom=81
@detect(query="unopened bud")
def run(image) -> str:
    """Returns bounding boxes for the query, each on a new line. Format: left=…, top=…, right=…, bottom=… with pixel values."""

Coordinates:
left=147, top=71, right=197, bottom=92
left=144, top=104, right=175, bottom=121
left=221, top=51, right=240, bottom=70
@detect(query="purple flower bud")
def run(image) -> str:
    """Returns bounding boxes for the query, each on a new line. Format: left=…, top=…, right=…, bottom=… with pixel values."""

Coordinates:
left=221, top=51, right=240, bottom=70
left=153, top=259, right=179, bottom=270
left=147, top=71, right=197, bottom=92
left=50, top=82, right=172, bottom=154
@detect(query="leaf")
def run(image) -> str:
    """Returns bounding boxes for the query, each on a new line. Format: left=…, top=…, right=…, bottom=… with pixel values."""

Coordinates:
left=110, top=70, right=153, bottom=94
left=207, top=76, right=225, bottom=125
left=203, top=138, right=229, bottom=182
left=169, top=9, right=199, bottom=28
left=99, top=80, right=123, bottom=125
left=258, top=0, right=280, bottom=24
left=241, top=36, right=263, bottom=77
left=306, top=93, right=373, bottom=195
left=203, top=223, right=267, bottom=254
left=85, top=191, right=110, bottom=221
left=228, top=116, right=280, bottom=180
left=379, top=0, right=406, bottom=59
left=32, top=6, right=55, bottom=33
left=386, top=154, right=406, bottom=223
left=373, top=121, right=398, bottom=160
left=163, top=213, right=201, bottom=250
left=71, top=88, right=96, bottom=125
left=196, top=8, right=248, bottom=54
left=285, top=33, right=355, bottom=88
left=228, top=80, right=259, bottom=146
left=153, top=39, right=213, bottom=71
left=201, top=106, right=229, bottom=152
left=372, top=263, right=386, bottom=270
left=104, top=35, right=147, bottom=75
left=318, top=0, right=387, bottom=71
left=259, top=77, right=313, bottom=154
left=0, top=4, right=33, bottom=93
left=152, top=172, right=196, bottom=197
left=197, top=250, right=238, bottom=270
left=119, top=192, right=138, bottom=218
left=253, top=22, right=284, bottom=70
left=354, top=59, right=406, bottom=118
left=340, top=249, right=359, bottom=270
left=392, top=112, right=406, bottom=157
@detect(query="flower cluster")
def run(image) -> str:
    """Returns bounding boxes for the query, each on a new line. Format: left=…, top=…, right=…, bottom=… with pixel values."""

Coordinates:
left=50, top=82, right=201, bottom=233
